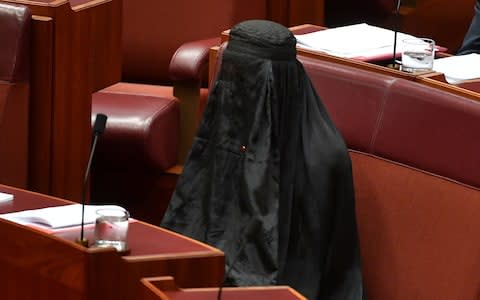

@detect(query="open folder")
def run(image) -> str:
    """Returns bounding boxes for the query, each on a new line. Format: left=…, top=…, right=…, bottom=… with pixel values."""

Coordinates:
left=0, top=204, right=125, bottom=229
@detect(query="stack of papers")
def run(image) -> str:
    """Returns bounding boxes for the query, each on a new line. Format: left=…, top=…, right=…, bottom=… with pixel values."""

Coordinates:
left=0, top=204, right=125, bottom=229
left=295, top=23, right=417, bottom=61
left=433, top=53, right=480, bottom=84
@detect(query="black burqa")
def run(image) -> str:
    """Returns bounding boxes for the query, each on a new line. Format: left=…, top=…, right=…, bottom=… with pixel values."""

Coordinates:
left=161, top=20, right=364, bottom=300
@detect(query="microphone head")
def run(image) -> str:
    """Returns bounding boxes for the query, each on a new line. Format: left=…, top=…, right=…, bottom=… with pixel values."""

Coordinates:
left=93, top=113, right=108, bottom=135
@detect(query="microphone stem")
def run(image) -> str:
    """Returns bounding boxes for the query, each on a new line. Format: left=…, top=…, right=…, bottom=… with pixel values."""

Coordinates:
left=80, top=133, right=99, bottom=243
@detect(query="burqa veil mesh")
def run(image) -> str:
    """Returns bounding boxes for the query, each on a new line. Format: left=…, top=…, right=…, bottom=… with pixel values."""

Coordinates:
left=161, top=20, right=364, bottom=300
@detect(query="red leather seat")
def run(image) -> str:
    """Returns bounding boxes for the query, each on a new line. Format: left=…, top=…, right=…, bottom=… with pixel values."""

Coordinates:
left=294, top=45, right=480, bottom=299
left=0, top=3, right=31, bottom=188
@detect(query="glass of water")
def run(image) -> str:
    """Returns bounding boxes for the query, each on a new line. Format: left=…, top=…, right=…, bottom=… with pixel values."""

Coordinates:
left=93, top=208, right=130, bottom=253
left=401, top=38, right=435, bottom=73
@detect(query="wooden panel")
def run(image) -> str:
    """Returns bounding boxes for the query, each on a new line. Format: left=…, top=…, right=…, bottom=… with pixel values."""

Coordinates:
left=49, top=2, right=91, bottom=200
left=267, top=0, right=325, bottom=26
left=141, top=279, right=170, bottom=300
left=0, top=218, right=123, bottom=300
left=288, top=0, right=324, bottom=26
left=141, top=276, right=307, bottom=300
left=0, top=83, right=29, bottom=188
left=74, top=0, right=122, bottom=91
left=0, top=184, right=225, bottom=300
left=416, top=73, right=480, bottom=100
left=1, top=0, right=121, bottom=201
left=401, top=0, right=476, bottom=53
left=267, top=0, right=289, bottom=25
left=28, top=15, right=54, bottom=193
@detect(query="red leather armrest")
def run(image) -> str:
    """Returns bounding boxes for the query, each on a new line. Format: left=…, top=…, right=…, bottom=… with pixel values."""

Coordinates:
left=92, top=84, right=179, bottom=171
left=169, top=37, right=221, bottom=82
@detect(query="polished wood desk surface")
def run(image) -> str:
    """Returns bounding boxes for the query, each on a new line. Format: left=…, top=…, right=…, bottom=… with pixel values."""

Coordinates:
left=219, top=24, right=418, bottom=80
left=0, top=184, right=223, bottom=258
left=0, top=184, right=224, bottom=300
left=141, top=276, right=307, bottom=300
left=163, top=287, right=305, bottom=300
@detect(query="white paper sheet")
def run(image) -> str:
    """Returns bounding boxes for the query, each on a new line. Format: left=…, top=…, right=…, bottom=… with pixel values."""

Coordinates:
left=295, top=23, right=417, bottom=59
left=433, top=53, right=480, bottom=84
left=0, top=204, right=126, bottom=229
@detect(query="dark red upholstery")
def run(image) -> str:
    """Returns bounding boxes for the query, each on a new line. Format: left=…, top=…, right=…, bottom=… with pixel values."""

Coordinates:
left=0, top=3, right=30, bottom=189
left=374, top=79, right=480, bottom=188
left=297, top=52, right=480, bottom=298
left=300, top=54, right=480, bottom=189
left=300, top=56, right=395, bottom=153
left=169, top=38, right=220, bottom=83
left=91, top=83, right=178, bottom=221
left=352, top=151, right=480, bottom=300
left=92, top=83, right=179, bottom=171
left=0, top=3, right=30, bottom=83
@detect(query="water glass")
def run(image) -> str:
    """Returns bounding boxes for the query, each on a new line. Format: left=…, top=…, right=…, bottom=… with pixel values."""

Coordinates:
left=93, top=208, right=129, bottom=252
left=401, top=38, right=435, bottom=73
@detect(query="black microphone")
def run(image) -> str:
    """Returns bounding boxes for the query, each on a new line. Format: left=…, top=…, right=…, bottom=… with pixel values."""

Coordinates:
left=391, top=0, right=402, bottom=69
left=217, top=219, right=262, bottom=300
left=76, top=113, right=108, bottom=247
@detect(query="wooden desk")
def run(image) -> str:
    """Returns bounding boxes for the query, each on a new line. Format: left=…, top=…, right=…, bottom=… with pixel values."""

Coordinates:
left=416, top=72, right=480, bottom=97
left=0, top=0, right=122, bottom=202
left=0, top=184, right=224, bottom=300
left=217, top=24, right=423, bottom=81
left=214, top=24, right=480, bottom=102
left=457, top=80, right=480, bottom=93
left=140, top=276, right=307, bottom=300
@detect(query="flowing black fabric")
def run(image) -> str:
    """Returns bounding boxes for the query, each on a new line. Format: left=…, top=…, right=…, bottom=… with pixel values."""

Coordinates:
left=161, top=20, right=364, bottom=300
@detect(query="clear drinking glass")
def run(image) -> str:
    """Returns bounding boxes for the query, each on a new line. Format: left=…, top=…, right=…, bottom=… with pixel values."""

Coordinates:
left=401, top=38, right=435, bottom=73
left=93, top=208, right=129, bottom=252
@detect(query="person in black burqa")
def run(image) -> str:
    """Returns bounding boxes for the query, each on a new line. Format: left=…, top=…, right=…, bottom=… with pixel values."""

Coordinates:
left=161, top=19, right=365, bottom=300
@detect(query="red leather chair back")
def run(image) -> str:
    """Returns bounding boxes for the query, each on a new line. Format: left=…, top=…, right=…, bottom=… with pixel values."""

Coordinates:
left=300, top=56, right=396, bottom=153
left=300, top=54, right=480, bottom=189
left=0, top=3, right=31, bottom=188
left=0, top=3, right=30, bottom=83
left=373, top=79, right=480, bottom=188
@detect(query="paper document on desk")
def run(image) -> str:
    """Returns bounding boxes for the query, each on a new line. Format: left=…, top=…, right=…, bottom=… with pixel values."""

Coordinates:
left=0, top=192, right=13, bottom=203
left=0, top=204, right=125, bottom=229
left=295, top=23, right=415, bottom=60
left=433, top=53, right=480, bottom=84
